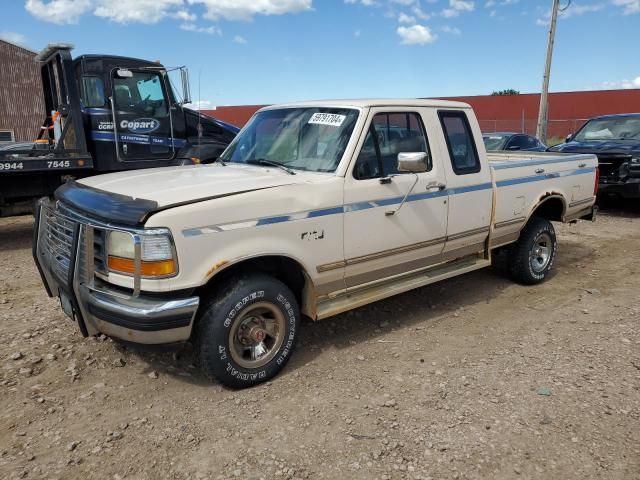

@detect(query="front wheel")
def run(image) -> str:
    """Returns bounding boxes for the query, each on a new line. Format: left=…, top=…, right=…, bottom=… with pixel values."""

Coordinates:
left=509, top=217, right=557, bottom=285
left=195, top=273, right=300, bottom=388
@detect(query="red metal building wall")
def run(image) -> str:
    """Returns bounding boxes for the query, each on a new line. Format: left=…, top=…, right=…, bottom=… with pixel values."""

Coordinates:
left=442, top=89, right=640, bottom=138
left=203, top=89, right=640, bottom=140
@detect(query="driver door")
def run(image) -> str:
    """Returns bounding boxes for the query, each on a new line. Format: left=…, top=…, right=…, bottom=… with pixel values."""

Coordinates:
left=342, top=109, right=449, bottom=288
left=111, top=69, right=174, bottom=161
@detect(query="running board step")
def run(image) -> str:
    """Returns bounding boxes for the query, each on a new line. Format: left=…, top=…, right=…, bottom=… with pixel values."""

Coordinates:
left=316, top=255, right=491, bottom=320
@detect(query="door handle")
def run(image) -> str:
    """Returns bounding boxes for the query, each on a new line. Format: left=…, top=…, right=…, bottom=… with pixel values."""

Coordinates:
left=535, top=168, right=545, bottom=174
left=426, top=181, right=446, bottom=191
left=578, top=163, right=587, bottom=168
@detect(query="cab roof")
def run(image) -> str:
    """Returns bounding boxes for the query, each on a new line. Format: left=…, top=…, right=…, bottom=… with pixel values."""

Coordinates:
left=261, top=98, right=471, bottom=110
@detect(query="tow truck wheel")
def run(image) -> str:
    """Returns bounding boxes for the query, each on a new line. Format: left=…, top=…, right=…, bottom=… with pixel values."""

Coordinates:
left=195, top=273, right=300, bottom=389
left=509, top=217, right=557, bottom=285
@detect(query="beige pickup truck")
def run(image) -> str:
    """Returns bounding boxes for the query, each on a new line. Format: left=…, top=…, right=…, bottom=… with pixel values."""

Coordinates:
left=34, top=99, right=598, bottom=388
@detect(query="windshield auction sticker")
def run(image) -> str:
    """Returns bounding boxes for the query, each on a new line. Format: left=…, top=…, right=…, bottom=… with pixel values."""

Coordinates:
left=308, top=113, right=346, bottom=127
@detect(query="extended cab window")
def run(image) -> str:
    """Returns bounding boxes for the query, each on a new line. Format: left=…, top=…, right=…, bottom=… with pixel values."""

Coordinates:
left=439, top=111, right=480, bottom=175
left=354, top=112, right=430, bottom=180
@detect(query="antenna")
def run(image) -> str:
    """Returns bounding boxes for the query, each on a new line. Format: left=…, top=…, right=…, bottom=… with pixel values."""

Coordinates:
left=198, top=69, right=201, bottom=163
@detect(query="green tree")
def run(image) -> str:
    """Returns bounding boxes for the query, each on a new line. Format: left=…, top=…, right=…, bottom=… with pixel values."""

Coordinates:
left=491, top=89, right=520, bottom=96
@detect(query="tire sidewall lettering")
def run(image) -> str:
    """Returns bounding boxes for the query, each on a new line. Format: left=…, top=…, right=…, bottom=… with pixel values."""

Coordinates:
left=217, top=288, right=297, bottom=382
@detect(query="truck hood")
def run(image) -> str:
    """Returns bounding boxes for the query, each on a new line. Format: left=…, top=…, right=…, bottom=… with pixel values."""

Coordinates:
left=549, top=140, right=640, bottom=157
left=56, top=164, right=300, bottom=227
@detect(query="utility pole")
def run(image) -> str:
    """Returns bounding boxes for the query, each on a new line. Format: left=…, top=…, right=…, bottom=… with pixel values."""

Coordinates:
left=536, top=0, right=561, bottom=142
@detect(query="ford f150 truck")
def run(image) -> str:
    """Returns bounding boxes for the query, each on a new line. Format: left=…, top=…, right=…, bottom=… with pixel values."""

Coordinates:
left=33, top=99, right=598, bottom=388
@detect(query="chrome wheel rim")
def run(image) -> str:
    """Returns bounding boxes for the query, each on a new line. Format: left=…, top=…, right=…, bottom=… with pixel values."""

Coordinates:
left=228, top=302, right=285, bottom=369
left=530, top=232, right=552, bottom=273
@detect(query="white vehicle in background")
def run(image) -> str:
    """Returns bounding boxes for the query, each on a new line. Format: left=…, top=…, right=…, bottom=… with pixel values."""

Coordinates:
left=33, top=99, right=598, bottom=388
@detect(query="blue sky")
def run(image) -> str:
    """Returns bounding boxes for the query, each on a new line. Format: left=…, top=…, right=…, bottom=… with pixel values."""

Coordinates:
left=1, top=0, right=639, bottom=108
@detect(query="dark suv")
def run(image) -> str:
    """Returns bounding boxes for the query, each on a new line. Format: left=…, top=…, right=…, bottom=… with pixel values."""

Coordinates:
left=549, top=114, right=640, bottom=199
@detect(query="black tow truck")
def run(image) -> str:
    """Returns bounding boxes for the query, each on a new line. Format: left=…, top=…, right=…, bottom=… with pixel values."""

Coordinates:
left=0, top=44, right=238, bottom=216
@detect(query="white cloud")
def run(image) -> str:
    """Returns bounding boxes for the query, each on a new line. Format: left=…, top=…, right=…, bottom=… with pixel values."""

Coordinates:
left=94, top=0, right=184, bottom=24
left=612, top=0, right=640, bottom=14
left=233, top=35, right=248, bottom=43
left=397, top=24, right=436, bottom=44
left=441, top=25, right=461, bottom=34
left=0, top=32, right=28, bottom=45
left=190, top=0, right=313, bottom=21
left=594, top=76, right=640, bottom=90
left=344, top=0, right=378, bottom=5
left=180, top=23, right=222, bottom=34
left=26, top=0, right=313, bottom=24
left=175, top=9, right=197, bottom=22
left=622, top=76, right=640, bottom=88
left=25, top=0, right=92, bottom=24
left=398, top=12, right=416, bottom=23
left=441, top=0, right=474, bottom=18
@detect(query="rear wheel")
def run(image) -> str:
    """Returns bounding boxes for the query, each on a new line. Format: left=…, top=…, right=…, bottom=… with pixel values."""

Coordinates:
left=508, top=217, right=557, bottom=285
left=195, top=273, right=300, bottom=389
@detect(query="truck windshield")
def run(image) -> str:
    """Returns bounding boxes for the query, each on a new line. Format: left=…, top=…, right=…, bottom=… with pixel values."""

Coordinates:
left=220, top=107, right=359, bottom=173
left=574, top=117, right=640, bottom=141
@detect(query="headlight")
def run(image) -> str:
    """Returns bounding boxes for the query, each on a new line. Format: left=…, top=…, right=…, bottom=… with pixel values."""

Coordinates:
left=106, top=230, right=177, bottom=278
left=630, top=157, right=640, bottom=165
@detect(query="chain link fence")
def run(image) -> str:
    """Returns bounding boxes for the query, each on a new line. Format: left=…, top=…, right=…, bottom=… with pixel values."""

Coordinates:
left=478, top=118, right=591, bottom=143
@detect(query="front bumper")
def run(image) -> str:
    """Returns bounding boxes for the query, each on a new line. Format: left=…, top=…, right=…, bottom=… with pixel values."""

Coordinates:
left=33, top=200, right=199, bottom=345
left=599, top=178, right=640, bottom=199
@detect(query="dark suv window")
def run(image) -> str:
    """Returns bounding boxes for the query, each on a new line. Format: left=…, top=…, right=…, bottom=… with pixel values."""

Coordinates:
left=525, top=136, right=540, bottom=149
left=354, top=112, right=430, bottom=180
left=506, top=135, right=528, bottom=150
left=439, top=111, right=480, bottom=175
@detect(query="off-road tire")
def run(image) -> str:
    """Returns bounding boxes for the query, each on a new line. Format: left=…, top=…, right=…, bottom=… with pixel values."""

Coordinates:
left=509, top=217, right=557, bottom=285
left=195, top=273, right=300, bottom=389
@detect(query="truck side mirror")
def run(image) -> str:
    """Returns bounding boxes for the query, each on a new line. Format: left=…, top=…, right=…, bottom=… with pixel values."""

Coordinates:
left=397, top=152, right=429, bottom=173
left=565, top=133, right=573, bottom=143
left=180, top=68, right=192, bottom=105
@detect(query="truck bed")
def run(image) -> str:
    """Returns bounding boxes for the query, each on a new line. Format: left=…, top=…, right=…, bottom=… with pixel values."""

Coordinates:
left=487, top=151, right=598, bottom=248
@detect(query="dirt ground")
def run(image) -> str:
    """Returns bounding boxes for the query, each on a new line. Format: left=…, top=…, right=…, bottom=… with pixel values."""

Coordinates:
left=0, top=203, right=639, bottom=480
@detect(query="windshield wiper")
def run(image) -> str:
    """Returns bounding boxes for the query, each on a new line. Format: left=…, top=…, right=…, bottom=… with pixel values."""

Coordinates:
left=245, top=159, right=296, bottom=175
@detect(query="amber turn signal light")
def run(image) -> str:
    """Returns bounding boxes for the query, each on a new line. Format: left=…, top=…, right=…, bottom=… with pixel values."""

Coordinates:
left=107, top=256, right=176, bottom=277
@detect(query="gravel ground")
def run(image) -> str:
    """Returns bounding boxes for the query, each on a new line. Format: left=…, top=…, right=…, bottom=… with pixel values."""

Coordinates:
left=0, top=204, right=639, bottom=480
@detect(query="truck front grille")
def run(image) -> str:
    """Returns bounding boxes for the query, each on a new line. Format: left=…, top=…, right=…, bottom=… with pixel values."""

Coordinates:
left=42, top=206, right=77, bottom=281
left=41, top=203, right=108, bottom=282
left=597, top=155, right=629, bottom=181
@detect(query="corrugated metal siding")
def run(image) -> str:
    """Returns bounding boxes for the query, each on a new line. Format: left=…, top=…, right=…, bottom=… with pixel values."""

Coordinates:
left=202, top=105, right=265, bottom=128
left=203, top=89, right=640, bottom=138
left=0, top=40, right=44, bottom=142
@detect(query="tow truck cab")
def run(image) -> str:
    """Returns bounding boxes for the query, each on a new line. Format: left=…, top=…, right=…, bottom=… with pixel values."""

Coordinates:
left=73, top=52, right=238, bottom=170
left=0, top=44, right=238, bottom=216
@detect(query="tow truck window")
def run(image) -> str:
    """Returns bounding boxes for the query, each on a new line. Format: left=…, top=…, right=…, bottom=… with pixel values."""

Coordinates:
left=113, top=72, right=168, bottom=117
left=439, top=111, right=481, bottom=175
left=80, top=77, right=105, bottom=108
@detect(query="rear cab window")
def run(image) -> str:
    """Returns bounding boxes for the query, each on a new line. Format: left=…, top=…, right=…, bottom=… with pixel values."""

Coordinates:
left=353, top=112, right=431, bottom=180
left=80, top=77, right=105, bottom=108
left=438, top=110, right=481, bottom=175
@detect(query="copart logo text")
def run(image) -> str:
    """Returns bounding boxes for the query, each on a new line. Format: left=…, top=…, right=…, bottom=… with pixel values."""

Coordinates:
left=120, top=118, right=160, bottom=134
